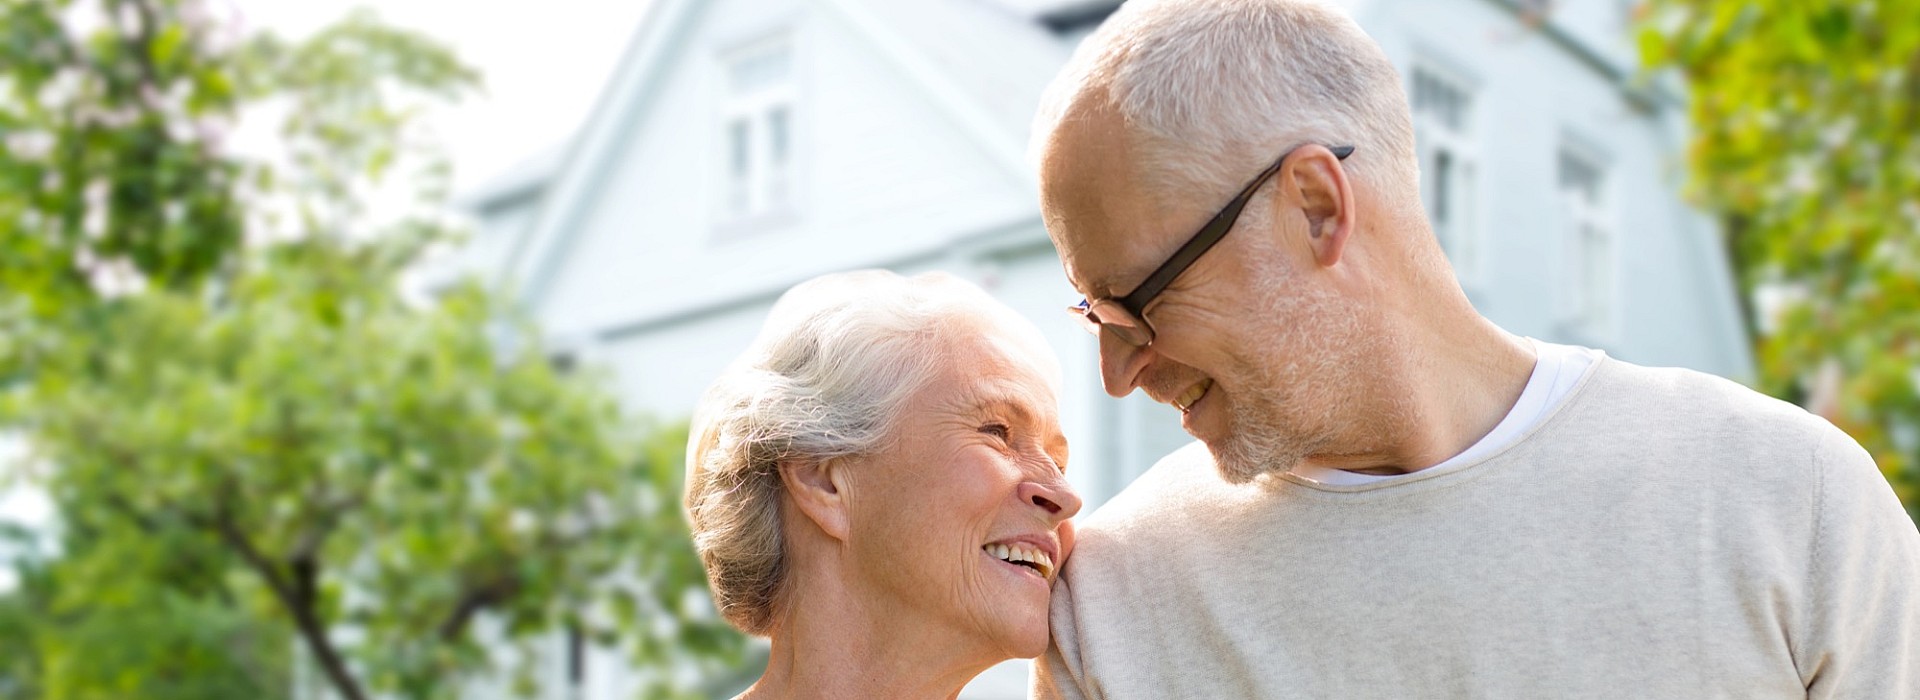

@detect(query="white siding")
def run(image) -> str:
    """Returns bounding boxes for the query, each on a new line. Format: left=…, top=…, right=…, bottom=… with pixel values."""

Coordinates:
left=1360, top=0, right=1748, bottom=376
left=531, top=0, right=1030, bottom=340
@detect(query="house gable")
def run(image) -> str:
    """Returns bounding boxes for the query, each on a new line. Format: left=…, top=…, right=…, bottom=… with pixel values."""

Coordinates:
left=502, top=0, right=1066, bottom=338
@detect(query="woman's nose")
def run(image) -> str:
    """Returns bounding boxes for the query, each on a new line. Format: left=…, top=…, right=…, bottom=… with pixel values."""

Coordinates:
left=1020, top=477, right=1083, bottom=522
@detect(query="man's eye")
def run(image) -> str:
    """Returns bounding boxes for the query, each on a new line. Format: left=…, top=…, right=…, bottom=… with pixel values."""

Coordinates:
left=980, top=423, right=1011, bottom=440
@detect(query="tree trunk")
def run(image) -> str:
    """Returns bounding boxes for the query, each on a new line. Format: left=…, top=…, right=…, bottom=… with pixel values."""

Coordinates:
left=214, top=517, right=370, bottom=700
left=288, top=601, right=370, bottom=700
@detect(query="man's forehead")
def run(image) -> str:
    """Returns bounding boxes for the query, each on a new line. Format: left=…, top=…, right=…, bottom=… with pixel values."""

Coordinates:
left=1038, top=103, right=1157, bottom=296
left=1059, top=251, right=1123, bottom=299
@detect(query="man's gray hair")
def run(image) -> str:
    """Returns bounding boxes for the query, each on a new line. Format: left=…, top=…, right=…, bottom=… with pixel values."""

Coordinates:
left=1034, top=0, right=1419, bottom=209
left=683, top=269, right=1055, bottom=635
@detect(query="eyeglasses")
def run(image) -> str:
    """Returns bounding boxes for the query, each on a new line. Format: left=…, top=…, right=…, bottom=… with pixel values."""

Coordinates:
left=1067, top=144, right=1355, bottom=347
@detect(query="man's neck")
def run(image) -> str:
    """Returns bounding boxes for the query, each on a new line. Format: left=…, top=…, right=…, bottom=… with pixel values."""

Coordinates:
left=1312, top=312, right=1536, bottom=476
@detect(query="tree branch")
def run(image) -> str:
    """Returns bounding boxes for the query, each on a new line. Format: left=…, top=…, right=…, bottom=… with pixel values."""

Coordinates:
left=212, top=505, right=369, bottom=700
left=437, top=572, right=521, bottom=642
left=289, top=493, right=361, bottom=563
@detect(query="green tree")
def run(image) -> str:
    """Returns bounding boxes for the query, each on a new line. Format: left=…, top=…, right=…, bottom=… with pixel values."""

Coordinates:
left=0, top=0, right=243, bottom=311
left=0, top=527, right=291, bottom=700
left=7, top=240, right=740, bottom=700
left=0, top=0, right=743, bottom=697
left=1638, top=2, right=1920, bottom=519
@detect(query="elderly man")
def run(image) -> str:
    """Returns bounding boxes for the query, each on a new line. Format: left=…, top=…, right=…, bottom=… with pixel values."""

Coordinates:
left=1030, top=0, right=1920, bottom=698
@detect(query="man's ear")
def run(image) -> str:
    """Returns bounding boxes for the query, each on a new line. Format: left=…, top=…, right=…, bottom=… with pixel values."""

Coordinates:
left=1282, top=145, right=1356, bottom=268
left=781, top=458, right=851, bottom=542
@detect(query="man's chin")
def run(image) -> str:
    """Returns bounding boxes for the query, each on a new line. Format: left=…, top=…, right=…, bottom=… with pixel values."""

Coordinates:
left=1204, top=434, right=1307, bottom=485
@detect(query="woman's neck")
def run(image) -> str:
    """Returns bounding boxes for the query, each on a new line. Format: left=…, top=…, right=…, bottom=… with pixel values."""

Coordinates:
left=738, top=573, right=996, bottom=700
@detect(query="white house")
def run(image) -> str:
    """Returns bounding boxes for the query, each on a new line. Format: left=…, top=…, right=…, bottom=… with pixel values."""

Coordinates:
left=434, top=0, right=1754, bottom=696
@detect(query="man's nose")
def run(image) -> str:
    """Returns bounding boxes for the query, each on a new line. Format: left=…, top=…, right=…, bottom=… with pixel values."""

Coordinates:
left=1097, top=329, right=1150, bottom=398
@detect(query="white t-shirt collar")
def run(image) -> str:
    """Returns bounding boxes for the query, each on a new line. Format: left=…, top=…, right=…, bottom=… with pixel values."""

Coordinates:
left=1290, top=338, right=1602, bottom=486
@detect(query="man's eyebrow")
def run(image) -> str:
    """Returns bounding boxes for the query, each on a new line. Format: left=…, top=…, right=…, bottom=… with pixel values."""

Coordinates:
left=1064, top=261, right=1116, bottom=299
left=1072, top=277, right=1115, bottom=302
left=1062, top=269, right=1092, bottom=297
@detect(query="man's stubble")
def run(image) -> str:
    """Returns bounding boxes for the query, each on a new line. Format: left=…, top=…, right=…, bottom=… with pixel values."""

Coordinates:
left=1209, top=261, right=1404, bottom=484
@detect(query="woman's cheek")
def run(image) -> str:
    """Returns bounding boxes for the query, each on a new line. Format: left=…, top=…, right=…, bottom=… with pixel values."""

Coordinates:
left=1057, top=519, right=1076, bottom=567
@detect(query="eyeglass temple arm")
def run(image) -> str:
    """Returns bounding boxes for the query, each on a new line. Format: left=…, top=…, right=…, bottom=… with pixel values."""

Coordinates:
left=1118, top=145, right=1353, bottom=313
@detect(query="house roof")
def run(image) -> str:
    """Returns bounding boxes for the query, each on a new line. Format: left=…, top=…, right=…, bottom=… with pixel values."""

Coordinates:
left=454, top=144, right=563, bottom=214
left=836, top=0, right=1085, bottom=167
left=488, top=0, right=1104, bottom=310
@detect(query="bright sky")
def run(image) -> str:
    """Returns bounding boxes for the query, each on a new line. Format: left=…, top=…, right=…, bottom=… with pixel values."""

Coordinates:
left=0, top=436, right=48, bottom=592
left=228, top=0, right=655, bottom=196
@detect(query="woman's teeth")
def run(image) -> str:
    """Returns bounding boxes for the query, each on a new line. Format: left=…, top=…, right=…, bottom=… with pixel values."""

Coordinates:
left=985, top=543, right=1054, bottom=579
left=1173, top=379, right=1213, bottom=413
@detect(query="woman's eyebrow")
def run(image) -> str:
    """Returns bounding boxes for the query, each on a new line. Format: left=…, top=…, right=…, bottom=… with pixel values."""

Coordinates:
left=962, top=390, right=1069, bottom=471
left=962, top=393, right=1037, bottom=424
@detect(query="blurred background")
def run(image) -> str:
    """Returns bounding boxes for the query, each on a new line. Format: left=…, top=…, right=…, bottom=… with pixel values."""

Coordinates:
left=1, top=0, right=1915, bottom=698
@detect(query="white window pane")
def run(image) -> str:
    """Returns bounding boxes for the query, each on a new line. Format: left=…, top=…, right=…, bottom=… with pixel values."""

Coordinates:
left=1559, top=147, right=1610, bottom=328
left=767, top=106, right=790, bottom=165
left=727, top=118, right=751, bottom=214
left=728, top=45, right=791, bottom=96
left=766, top=106, right=791, bottom=207
left=1413, top=67, right=1468, bottom=132
left=728, top=119, right=751, bottom=176
left=718, top=35, right=797, bottom=220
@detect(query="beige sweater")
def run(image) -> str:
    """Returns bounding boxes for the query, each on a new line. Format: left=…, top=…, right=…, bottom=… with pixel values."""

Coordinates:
left=1035, top=357, right=1920, bottom=699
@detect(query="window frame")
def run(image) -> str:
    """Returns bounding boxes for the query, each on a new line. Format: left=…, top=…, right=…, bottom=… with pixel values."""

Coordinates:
left=1554, top=137, right=1617, bottom=342
left=1409, top=57, right=1485, bottom=286
left=714, top=31, right=800, bottom=230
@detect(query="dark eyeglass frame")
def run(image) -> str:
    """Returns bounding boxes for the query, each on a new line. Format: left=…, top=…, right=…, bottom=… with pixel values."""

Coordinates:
left=1069, top=143, right=1355, bottom=347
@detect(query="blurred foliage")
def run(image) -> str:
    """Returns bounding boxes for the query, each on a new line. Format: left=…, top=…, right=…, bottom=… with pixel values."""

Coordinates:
left=0, top=0, right=744, bottom=698
left=4, top=243, right=742, bottom=699
left=1639, top=1, right=1920, bottom=519
left=0, top=526, right=289, bottom=700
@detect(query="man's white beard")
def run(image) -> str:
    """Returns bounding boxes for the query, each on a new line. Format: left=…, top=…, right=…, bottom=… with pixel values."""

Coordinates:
left=1213, top=404, right=1318, bottom=484
left=1209, top=357, right=1344, bottom=484
left=1205, top=272, right=1363, bottom=484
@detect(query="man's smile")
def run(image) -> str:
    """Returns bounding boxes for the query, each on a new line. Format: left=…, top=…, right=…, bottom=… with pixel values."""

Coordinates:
left=1172, top=378, right=1214, bottom=413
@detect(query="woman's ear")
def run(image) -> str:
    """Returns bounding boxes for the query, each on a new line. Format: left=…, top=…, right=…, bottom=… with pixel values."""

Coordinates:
left=781, top=458, right=851, bottom=541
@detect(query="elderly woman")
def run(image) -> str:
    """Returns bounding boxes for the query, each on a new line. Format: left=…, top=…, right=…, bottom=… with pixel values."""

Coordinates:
left=686, top=270, right=1082, bottom=699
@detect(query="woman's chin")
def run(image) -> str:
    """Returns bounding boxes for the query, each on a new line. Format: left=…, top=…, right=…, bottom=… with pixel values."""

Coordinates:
left=1002, top=623, right=1050, bottom=660
left=1001, top=597, right=1053, bottom=659
left=972, top=591, right=1052, bottom=659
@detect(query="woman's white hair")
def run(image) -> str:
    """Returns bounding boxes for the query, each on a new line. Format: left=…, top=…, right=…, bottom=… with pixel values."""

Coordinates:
left=1033, top=0, right=1420, bottom=211
left=683, top=269, right=1055, bottom=635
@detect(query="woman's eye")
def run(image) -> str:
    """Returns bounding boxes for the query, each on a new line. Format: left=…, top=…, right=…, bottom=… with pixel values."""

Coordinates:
left=980, top=423, right=1011, bottom=441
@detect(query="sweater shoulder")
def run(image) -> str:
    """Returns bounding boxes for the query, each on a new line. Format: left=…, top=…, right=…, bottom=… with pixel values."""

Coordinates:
left=1575, top=358, right=1845, bottom=455
left=1079, top=441, right=1219, bottom=530
left=1068, top=441, right=1250, bottom=555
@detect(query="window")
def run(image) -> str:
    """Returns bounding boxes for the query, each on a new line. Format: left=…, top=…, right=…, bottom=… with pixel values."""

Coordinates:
left=719, top=37, right=795, bottom=220
left=1411, top=64, right=1480, bottom=279
left=1558, top=146, right=1612, bottom=335
left=566, top=624, right=585, bottom=690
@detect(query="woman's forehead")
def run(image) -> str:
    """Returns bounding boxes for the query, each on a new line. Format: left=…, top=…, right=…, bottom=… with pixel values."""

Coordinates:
left=921, top=334, right=1060, bottom=415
